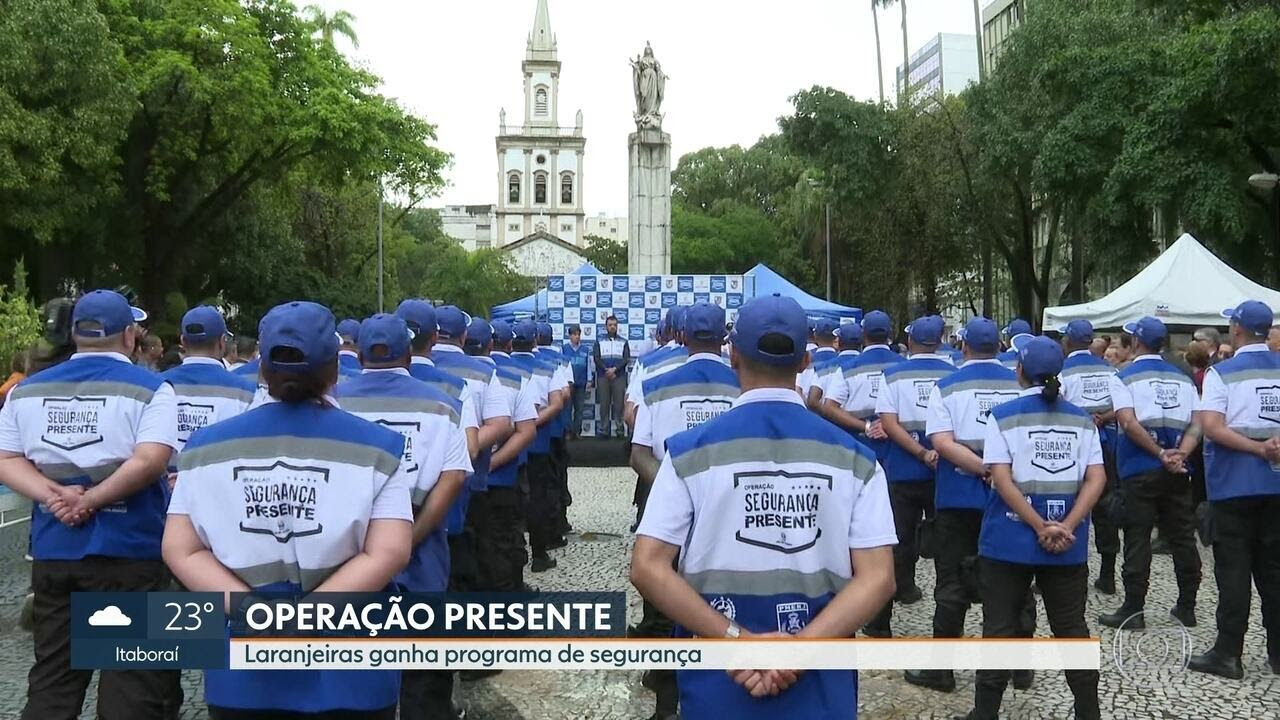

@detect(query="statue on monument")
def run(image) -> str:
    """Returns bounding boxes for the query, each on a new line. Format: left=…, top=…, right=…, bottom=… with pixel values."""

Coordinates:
left=630, top=42, right=667, bottom=129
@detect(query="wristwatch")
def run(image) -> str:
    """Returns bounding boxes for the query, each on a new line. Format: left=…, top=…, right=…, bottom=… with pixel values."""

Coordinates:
left=724, top=621, right=741, bottom=639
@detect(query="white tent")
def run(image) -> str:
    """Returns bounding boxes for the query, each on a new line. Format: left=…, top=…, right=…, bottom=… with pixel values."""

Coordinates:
left=1042, top=233, right=1280, bottom=329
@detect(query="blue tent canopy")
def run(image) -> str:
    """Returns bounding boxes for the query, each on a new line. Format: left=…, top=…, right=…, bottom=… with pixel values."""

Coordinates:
left=490, top=262, right=602, bottom=321
left=744, top=264, right=861, bottom=321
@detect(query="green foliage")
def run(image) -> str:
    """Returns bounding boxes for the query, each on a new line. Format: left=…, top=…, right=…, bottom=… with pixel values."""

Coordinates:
left=1, top=0, right=449, bottom=324
left=0, top=260, right=42, bottom=370
left=581, top=235, right=627, bottom=273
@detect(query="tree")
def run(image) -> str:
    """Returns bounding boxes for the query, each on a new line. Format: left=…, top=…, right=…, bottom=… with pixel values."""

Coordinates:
left=581, top=235, right=627, bottom=273
left=871, top=1, right=888, bottom=105
left=0, top=259, right=41, bottom=370
left=5, top=0, right=448, bottom=320
left=303, top=5, right=360, bottom=49
left=0, top=0, right=131, bottom=252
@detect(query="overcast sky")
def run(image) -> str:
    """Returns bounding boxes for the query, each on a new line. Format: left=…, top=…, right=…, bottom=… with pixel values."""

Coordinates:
left=315, top=0, right=979, bottom=216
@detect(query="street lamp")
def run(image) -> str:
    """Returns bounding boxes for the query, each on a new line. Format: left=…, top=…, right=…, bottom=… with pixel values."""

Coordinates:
left=807, top=179, right=833, bottom=301
left=1249, top=172, right=1280, bottom=286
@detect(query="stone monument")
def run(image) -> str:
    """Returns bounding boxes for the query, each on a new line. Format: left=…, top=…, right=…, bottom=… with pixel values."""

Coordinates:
left=628, top=42, right=672, bottom=274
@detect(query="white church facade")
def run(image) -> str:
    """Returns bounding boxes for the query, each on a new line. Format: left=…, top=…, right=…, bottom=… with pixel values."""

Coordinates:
left=436, top=0, right=625, bottom=276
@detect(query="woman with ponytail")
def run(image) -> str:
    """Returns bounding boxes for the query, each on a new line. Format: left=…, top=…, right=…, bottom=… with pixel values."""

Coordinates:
left=954, top=335, right=1107, bottom=720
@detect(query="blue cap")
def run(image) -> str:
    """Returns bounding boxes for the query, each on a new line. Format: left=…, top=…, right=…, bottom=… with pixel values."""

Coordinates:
left=435, top=306, right=471, bottom=340
left=837, top=322, right=863, bottom=344
left=861, top=310, right=892, bottom=339
left=536, top=321, right=553, bottom=343
left=1003, top=318, right=1032, bottom=338
left=662, top=308, right=677, bottom=334
left=465, top=318, right=493, bottom=348
left=1123, top=316, right=1168, bottom=350
left=359, top=313, right=412, bottom=362
left=908, top=315, right=945, bottom=345
left=259, top=301, right=339, bottom=372
left=813, top=317, right=840, bottom=339
left=1060, top=319, right=1094, bottom=345
left=180, top=305, right=228, bottom=343
left=670, top=306, right=689, bottom=333
left=72, top=290, right=144, bottom=338
left=731, top=294, right=808, bottom=367
left=512, top=319, right=538, bottom=344
left=490, top=319, right=514, bottom=344
left=961, top=317, right=999, bottom=352
left=336, top=318, right=361, bottom=344
left=1223, top=300, right=1274, bottom=335
left=395, top=299, right=437, bottom=336
left=685, top=302, right=727, bottom=342
left=1014, top=335, right=1065, bottom=381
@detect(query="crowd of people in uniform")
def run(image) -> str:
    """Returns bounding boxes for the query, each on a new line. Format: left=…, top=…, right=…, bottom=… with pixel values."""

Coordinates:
left=0, top=285, right=1277, bottom=720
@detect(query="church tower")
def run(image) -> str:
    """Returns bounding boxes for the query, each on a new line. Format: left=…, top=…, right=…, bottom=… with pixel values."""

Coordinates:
left=495, top=0, right=586, bottom=247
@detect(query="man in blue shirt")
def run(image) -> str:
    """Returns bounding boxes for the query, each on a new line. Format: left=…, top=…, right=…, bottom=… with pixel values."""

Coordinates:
left=997, top=319, right=1033, bottom=370
left=0, top=289, right=181, bottom=720
left=563, top=324, right=592, bottom=437
left=1058, top=319, right=1121, bottom=595
left=336, top=317, right=363, bottom=379
left=1188, top=301, right=1280, bottom=680
left=866, top=315, right=956, bottom=636
left=1098, top=316, right=1201, bottom=631
left=631, top=293, right=896, bottom=720
left=593, top=315, right=631, bottom=438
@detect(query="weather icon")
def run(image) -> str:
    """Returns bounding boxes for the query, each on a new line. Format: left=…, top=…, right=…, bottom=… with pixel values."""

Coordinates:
left=88, top=605, right=132, bottom=627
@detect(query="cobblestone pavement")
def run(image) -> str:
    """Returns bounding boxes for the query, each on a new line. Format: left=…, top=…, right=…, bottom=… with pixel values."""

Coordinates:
left=0, top=466, right=1276, bottom=718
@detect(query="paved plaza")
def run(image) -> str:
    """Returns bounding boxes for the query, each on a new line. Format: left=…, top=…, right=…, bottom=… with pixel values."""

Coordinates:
left=0, top=466, right=1276, bottom=719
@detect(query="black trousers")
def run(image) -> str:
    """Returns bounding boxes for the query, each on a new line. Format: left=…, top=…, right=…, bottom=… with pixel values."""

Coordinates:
left=526, top=452, right=557, bottom=557
left=480, top=485, right=527, bottom=592
left=211, top=707, right=396, bottom=720
left=551, top=435, right=572, bottom=531
left=1118, top=469, right=1201, bottom=609
left=24, top=557, right=182, bottom=720
left=632, top=564, right=679, bottom=717
left=399, top=664, right=455, bottom=720
left=1209, top=495, right=1280, bottom=659
left=570, top=386, right=586, bottom=435
left=974, top=559, right=1099, bottom=720
left=931, top=509, right=1036, bottom=640
left=868, top=480, right=934, bottom=632
left=1091, top=443, right=1120, bottom=556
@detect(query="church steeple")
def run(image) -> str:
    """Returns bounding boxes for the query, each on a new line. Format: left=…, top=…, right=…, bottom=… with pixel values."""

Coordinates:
left=527, top=0, right=557, bottom=61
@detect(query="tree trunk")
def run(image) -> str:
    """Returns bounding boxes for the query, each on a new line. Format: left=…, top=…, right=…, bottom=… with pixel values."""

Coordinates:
left=899, top=0, right=911, bottom=105
left=872, top=2, right=886, bottom=105
left=972, top=0, right=985, bottom=82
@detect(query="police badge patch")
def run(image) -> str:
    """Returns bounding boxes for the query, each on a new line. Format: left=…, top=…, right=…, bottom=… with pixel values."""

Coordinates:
left=776, top=601, right=810, bottom=634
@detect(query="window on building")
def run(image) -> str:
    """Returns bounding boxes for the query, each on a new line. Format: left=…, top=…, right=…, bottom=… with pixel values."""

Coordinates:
left=561, top=223, right=573, bottom=234
left=534, top=172, right=547, bottom=204
left=476, top=240, right=491, bottom=249
left=508, top=223, right=521, bottom=233
left=535, top=86, right=548, bottom=116
left=508, top=172, right=521, bottom=204
left=560, top=172, right=573, bottom=204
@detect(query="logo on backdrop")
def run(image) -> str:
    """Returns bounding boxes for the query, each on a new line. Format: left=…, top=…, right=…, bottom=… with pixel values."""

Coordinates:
left=548, top=276, right=565, bottom=292
left=1029, top=429, right=1079, bottom=474
left=645, top=276, right=662, bottom=292
left=41, top=396, right=106, bottom=451
left=734, top=470, right=830, bottom=553
left=236, top=461, right=328, bottom=542
left=581, top=276, right=597, bottom=292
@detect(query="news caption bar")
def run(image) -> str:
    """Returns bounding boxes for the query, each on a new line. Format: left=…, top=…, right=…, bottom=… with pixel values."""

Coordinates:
left=71, top=592, right=1099, bottom=671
